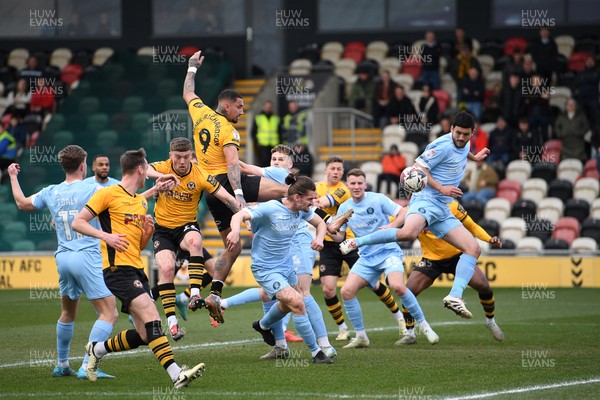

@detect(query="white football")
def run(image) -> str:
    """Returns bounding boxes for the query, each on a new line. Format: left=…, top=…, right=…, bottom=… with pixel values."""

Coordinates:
left=401, top=166, right=428, bottom=192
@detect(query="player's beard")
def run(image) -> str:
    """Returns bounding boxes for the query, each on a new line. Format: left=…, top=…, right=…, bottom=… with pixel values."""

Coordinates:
left=453, top=138, right=467, bottom=148
left=97, top=171, right=109, bottom=179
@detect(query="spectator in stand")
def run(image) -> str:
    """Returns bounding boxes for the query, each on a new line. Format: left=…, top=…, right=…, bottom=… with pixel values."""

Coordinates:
left=5, top=79, right=31, bottom=118
left=63, top=13, right=89, bottom=37
left=349, top=69, right=375, bottom=115
left=252, top=100, right=281, bottom=167
left=20, top=56, right=43, bottom=83
left=554, top=98, right=590, bottom=162
left=437, top=117, right=451, bottom=138
left=461, top=159, right=499, bottom=205
left=521, top=55, right=536, bottom=83
left=0, top=83, right=10, bottom=115
left=417, top=85, right=439, bottom=125
left=281, top=101, right=307, bottom=145
left=487, top=116, right=514, bottom=164
left=482, top=83, right=502, bottom=123
left=502, top=49, right=524, bottom=86
left=376, top=145, right=405, bottom=196
left=575, top=55, right=600, bottom=127
left=512, top=117, right=542, bottom=161
left=499, top=73, right=525, bottom=129
left=29, top=77, right=56, bottom=118
left=525, top=74, right=552, bottom=142
left=421, top=31, right=442, bottom=90
left=0, top=128, right=17, bottom=184
left=470, top=122, right=489, bottom=155
left=450, top=45, right=481, bottom=84
left=293, top=143, right=314, bottom=178
left=95, top=12, right=115, bottom=36
left=388, top=86, right=416, bottom=125
left=529, top=27, right=558, bottom=82
left=459, top=67, right=485, bottom=121
left=372, top=70, right=397, bottom=128
left=6, top=116, right=27, bottom=149
left=451, top=26, right=473, bottom=57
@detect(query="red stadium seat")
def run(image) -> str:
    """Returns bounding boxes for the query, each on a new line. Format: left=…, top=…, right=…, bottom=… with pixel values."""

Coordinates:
left=583, top=169, right=600, bottom=179
left=432, top=89, right=450, bottom=114
left=401, top=57, right=422, bottom=80
left=60, top=64, right=82, bottom=87
left=542, top=140, right=562, bottom=165
left=584, top=159, right=597, bottom=172
left=552, top=216, right=580, bottom=245
left=568, top=51, right=590, bottom=72
left=179, top=46, right=200, bottom=57
left=504, top=37, right=527, bottom=56
left=343, top=42, right=366, bottom=64
left=498, top=179, right=522, bottom=197
left=495, top=188, right=520, bottom=205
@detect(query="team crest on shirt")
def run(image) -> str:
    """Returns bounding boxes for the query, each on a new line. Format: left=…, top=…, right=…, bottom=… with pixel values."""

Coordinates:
left=187, top=181, right=196, bottom=190
left=133, top=280, right=143, bottom=288
left=423, top=149, right=435, bottom=159
left=142, top=200, right=148, bottom=209
left=367, top=207, right=374, bottom=214
left=232, top=129, right=240, bottom=141
left=273, top=281, right=281, bottom=290
left=153, top=240, right=160, bottom=249
left=193, top=102, right=205, bottom=108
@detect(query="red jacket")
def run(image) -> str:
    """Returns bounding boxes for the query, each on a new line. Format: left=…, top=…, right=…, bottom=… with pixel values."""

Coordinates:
left=381, top=154, right=406, bottom=174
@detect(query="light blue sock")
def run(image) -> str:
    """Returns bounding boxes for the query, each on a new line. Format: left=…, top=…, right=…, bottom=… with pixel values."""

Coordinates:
left=56, top=321, right=74, bottom=365
left=304, top=295, right=328, bottom=339
left=355, top=228, right=397, bottom=247
left=342, top=297, right=365, bottom=331
left=292, top=313, right=319, bottom=353
left=260, top=300, right=286, bottom=329
left=282, top=313, right=291, bottom=330
left=225, top=288, right=261, bottom=308
left=263, top=300, right=284, bottom=341
left=400, top=289, right=424, bottom=323
left=82, top=320, right=113, bottom=367
left=450, top=254, right=478, bottom=298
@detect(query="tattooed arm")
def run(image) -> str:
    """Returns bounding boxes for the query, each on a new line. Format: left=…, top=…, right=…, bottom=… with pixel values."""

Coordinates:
left=183, top=50, right=204, bottom=105
left=212, top=185, right=242, bottom=214
left=223, top=145, right=247, bottom=209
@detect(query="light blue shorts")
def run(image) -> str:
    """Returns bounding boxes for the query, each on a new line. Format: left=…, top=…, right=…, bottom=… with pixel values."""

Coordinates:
left=55, top=249, right=112, bottom=300
left=350, top=252, right=404, bottom=288
left=290, top=237, right=317, bottom=276
left=407, top=196, right=461, bottom=239
left=251, top=265, right=298, bottom=300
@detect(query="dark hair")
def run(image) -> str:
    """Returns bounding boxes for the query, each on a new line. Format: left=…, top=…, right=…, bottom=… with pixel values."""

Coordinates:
left=120, top=148, right=147, bottom=174
left=325, top=156, right=343, bottom=166
left=59, top=145, right=87, bottom=174
left=285, top=174, right=315, bottom=197
left=92, top=154, right=109, bottom=163
left=218, top=89, right=242, bottom=103
left=170, top=137, right=192, bottom=152
left=346, top=168, right=366, bottom=179
left=451, top=111, right=475, bottom=129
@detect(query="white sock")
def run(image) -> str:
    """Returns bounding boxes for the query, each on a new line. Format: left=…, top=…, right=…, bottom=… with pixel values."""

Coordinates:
left=393, top=311, right=404, bottom=321
left=179, top=292, right=189, bottom=303
left=220, top=299, right=229, bottom=309
left=406, top=328, right=416, bottom=337
left=167, top=363, right=182, bottom=382
left=317, top=336, right=331, bottom=348
left=94, top=342, right=108, bottom=358
left=167, top=315, right=178, bottom=329
left=310, top=349, right=321, bottom=357
left=339, top=322, right=348, bottom=331
left=486, top=317, right=496, bottom=325
left=259, top=321, right=268, bottom=330
left=59, top=360, right=69, bottom=368
left=275, top=339, right=288, bottom=349
left=355, top=330, right=368, bottom=339
left=418, top=320, right=431, bottom=331
left=190, top=288, right=200, bottom=297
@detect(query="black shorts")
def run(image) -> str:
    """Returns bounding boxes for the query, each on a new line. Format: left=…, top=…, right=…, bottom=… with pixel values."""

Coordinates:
left=412, top=254, right=461, bottom=280
left=319, top=241, right=360, bottom=277
left=207, top=173, right=261, bottom=232
left=153, top=222, right=201, bottom=254
left=103, top=266, right=151, bottom=314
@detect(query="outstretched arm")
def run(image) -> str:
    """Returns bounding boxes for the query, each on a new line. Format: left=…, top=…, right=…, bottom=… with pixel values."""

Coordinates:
left=212, top=186, right=242, bottom=214
left=183, top=50, right=205, bottom=105
left=7, top=163, right=37, bottom=211
left=239, top=160, right=264, bottom=177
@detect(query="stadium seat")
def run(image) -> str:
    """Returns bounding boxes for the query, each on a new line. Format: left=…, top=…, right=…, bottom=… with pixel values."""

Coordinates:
left=581, top=218, right=600, bottom=243
left=0, top=203, right=18, bottom=222
left=131, top=112, right=152, bottom=133
left=531, top=162, right=560, bottom=184
left=50, top=48, right=73, bottom=70
left=60, top=64, right=83, bottom=87
left=398, top=142, right=418, bottom=166
left=8, top=48, right=29, bottom=70
left=366, top=41, right=389, bottom=62
left=178, top=46, right=200, bottom=57
left=568, top=51, right=590, bottom=72
left=555, top=35, right=575, bottom=58
left=122, top=96, right=144, bottom=114
left=592, top=198, right=600, bottom=219
left=500, top=217, right=527, bottom=244
left=542, top=140, right=561, bottom=163
left=584, top=159, right=597, bottom=174
left=495, top=189, right=519, bottom=205
left=549, top=87, right=572, bottom=112
left=334, top=58, right=356, bottom=82
left=583, top=169, right=600, bottom=180
left=477, top=55, right=495, bottom=77
left=361, top=161, right=382, bottom=190
left=552, top=217, right=580, bottom=245
left=478, top=219, right=500, bottom=237
left=78, top=96, right=100, bottom=115
left=573, top=178, right=599, bottom=205
left=393, top=74, right=414, bottom=91
left=526, top=217, right=553, bottom=242
left=545, top=238, right=569, bottom=250
left=2, top=221, right=27, bottom=242
left=96, top=130, right=119, bottom=150
left=155, top=79, right=177, bottom=98
left=432, top=90, right=450, bottom=115
left=53, top=131, right=74, bottom=149
left=92, top=47, right=114, bottom=67
left=564, top=198, right=590, bottom=223
left=516, top=237, right=544, bottom=254
left=476, top=238, right=490, bottom=252
left=511, top=199, right=537, bottom=220
left=570, top=237, right=598, bottom=252
left=12, top=240, right=36, bottom=252
left=521, top=178, right=548, bottom=205
left=86, top=113, right=109, bottom=133
left=321, top=42, right=344, bottom=63
left=484, top=198, right=511, bottom=224
left=506, top=160, right=532, bottom=184
left=382, top=131, right=406, bottom=151
left=462, top=198, right=484, bottom=222
left=498, top=179, right=522, bottom=197
left=485, top=71, right=502, bottom=90
left=498, top=239, right=515, bottom=250
left=548, top=179, right=573, bottom=203
left=401, top=57, right=422, bottom=80
left=537, top=197, right=564, bottom=225
left=343, top=41, right=366, bottom=64
left=379, top=57, right=401, bottom=74
left=504, top=37, right=527, bottom=56
left=289, top=58, right=312, bottom=75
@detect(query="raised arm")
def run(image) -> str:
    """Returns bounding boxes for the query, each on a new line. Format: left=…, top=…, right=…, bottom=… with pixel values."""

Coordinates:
left=7, top=163, right=37, bottom=211
left=239, top=160, right=264, bottom=177
left=183, top=50, right=205, bottom=105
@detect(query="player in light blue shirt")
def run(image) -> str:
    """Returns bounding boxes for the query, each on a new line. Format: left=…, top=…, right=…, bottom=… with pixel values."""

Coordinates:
left=7, top=145, right=117, bottom=379
left=226, top=175, right=333, bottom=364
left=329, top=169, right=438, bottom=348
left=83, top=154, right=120, bottom=187
left=222, top=145, right=336, bottom=358
left=340, top=112, right=490, bottom=319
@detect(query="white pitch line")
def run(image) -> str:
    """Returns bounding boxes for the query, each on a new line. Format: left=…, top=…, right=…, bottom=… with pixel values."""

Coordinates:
left=442, top=377, right=600, bottom=400
left=0, top=320, right=477, bottom=369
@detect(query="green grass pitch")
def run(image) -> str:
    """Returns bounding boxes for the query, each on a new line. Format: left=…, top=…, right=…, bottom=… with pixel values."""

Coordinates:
left=1, top=286, right=599, bottom=399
